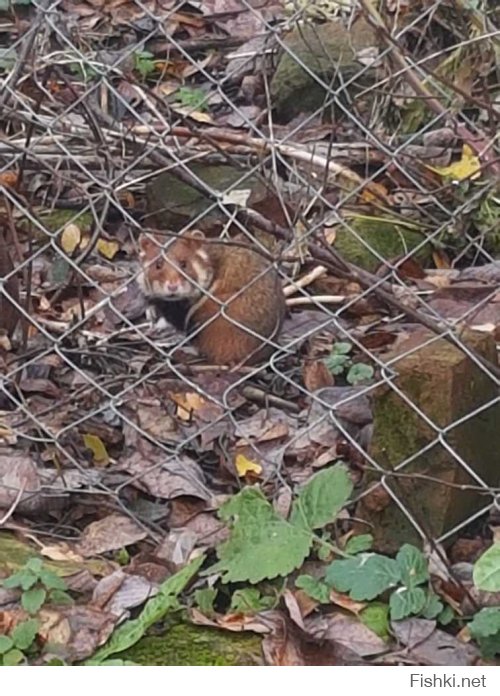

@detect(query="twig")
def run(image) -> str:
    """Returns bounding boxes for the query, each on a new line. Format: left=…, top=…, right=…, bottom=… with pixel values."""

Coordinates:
left=283, top=265, right=327, bottom=297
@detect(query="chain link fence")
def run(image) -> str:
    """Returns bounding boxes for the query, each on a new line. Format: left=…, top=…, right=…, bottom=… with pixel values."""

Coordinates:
left=1, top=0, right=499, bottom=553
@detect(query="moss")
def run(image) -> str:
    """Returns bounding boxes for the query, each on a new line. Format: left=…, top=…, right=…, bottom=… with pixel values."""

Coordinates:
left=333, top=217, right=430, bottom=272
left=121, top=620, right=263, bottom=666
left=19, top=209, right=94, bottom=238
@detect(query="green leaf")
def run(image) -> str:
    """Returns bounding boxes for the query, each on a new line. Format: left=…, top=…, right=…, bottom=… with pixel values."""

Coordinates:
left=20, top=574, right=38, bottom=591
left=290, top=463, right=353, bottom=531
left=421, top=592, right=443, bottom=620
left=3, top=648, right=25, bottom=666
left=473, top=543, right=500, bottom=592
left=194, top=588, right=217, bottom=616
left=396, top=544, right=428, bottom=588
left=347, top=363, right=374, bottom=385
left=390, top=586, right=427, bottom=620
left=176, top=86, right=207, bottom=111
left=0, top=635, right=14, bottom=655
left=295, top=575, right=331, bottom=603
left=438, top=604, right=455, bottom=626
left=359, top=603, right=390, bottom=639
left=332, top=342, right=352, bottom=355
left=39, top=569, right=68, bottom=591
left=21, top=586, right=46, bottom=614
left=469, top=607, right=500, bottom=659
left=325, top=353, right=350, bottom=374
left=469, top=606, right=500, bottom=639
left=344, top=534, right=373, bottom=555
left=230, top=588, right=273, bottom=614
left=208, top=489, right=312, bottom=583
left=25, top=558, right=43, bottom=575
left=11, top=619, right=38, bottom=651
left=85, top=555, right=205, bottom=665
left=325, top=554, right=401, bottom=601
left=48, top=589, right=73, bottom=605
left=2, top=570, right=27, bottom=589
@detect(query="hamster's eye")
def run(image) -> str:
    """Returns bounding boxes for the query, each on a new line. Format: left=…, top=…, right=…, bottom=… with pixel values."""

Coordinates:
left=155, top=257, right=163, bottom=270
left=178, top=260, right=187, bottom=271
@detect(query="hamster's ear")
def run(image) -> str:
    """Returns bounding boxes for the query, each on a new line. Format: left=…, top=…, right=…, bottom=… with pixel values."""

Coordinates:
left=139, top=234, right=157, bottom=256
left=189, top=229, right=205, bottom=240
left=180, top=229, right=205, bottom=242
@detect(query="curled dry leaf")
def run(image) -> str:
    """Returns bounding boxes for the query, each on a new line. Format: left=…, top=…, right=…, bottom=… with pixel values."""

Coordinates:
left=92, top=569, right=157, bottom=618
left=38, top=605, right=117, bottom=663
left=391, top=618, right=479, bottom=666
left=75, top=513, right=147, bottom=557
left=304, top=612, right=387, bottom=657
left=120, top=450, right=211, bottom=501
left=0, top=454, right=43, bottom=516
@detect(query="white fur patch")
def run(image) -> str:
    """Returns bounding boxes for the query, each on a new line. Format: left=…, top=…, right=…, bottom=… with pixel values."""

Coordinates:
left=192, top=255, right=212, bottom=290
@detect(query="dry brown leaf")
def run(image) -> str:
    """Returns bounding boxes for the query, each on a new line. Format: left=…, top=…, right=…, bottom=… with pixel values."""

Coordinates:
left=76, top=514, right=147, bottom=557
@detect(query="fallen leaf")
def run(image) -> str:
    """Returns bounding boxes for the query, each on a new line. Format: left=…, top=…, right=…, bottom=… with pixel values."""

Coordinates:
left=235, top=453, right=263, bottom=477
left=96, top=238, right=120, bottom=260
left=83, top=433, right=110, bottom=467
left=76, top=514, right=147, bottom=557
left=429, top=144, right=481, bottom=181
left=61, top=224, right=81, bottom=255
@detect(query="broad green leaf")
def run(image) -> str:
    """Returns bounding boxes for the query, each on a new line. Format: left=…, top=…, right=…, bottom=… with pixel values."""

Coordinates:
left=20, top=573, right=38, bottom=591
left=390, top=586, right=426, bottom=620
left=2, top=570, right=28, bottom=589
left=295, top=575, right=331, bottom=603
left=473, top=543, right=500, bottom=592
left=11, top=619, right=38, bottom=651
left=469, top=606, right=500, bottom=639
left=85, top=554, right=205, bottom=665
left=438, top=605, right=455, bottom=626
left=290, top=463, right=353, bottom=530
left=3, top=648, right=25, bottom=665
left=396, top=544, right=428, bottom=588
left=347, top=363, right=374, bottom=385
left=344, top=534, right=373, bottom=555
left=230, top=588, right=273, bottom=613
left=359, top=603, right=390, bottom=639
left=0, top=635, right=14, bottom=654
left=332, top=342, right=352, bottom=355
left=326, top=553, right=401, bottom=601
left=194, top=588, right=217, bottom=616
left=21, top=587, right=47, bottom=614
left=49, top=590, right=73, bottom=605
left=25, top=558, right=43, bottom=574
left=325, top=354, right=350, bottom=374
left=208, top=488, right=312, bottom=583
left=39, top=570, right=68, bottom=591
left=421, top=592, right=443, bottom=620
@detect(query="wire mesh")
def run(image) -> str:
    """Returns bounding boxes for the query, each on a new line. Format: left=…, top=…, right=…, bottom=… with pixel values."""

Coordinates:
left=1, top=0, right=499, bottom=549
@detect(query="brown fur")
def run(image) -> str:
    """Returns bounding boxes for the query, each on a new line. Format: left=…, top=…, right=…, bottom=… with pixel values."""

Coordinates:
left=138, top=231, right=286, bottom=365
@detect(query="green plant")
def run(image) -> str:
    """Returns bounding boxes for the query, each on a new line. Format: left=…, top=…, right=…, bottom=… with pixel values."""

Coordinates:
left=133, top=50, right=156, bottom=78
left=324, top=544, right=448, bottom=622
left=324, top=342, right=374, bottom=385
left=175, top=86, right=208, bottom=111
left=0, top=558, right=72, bottom=665
left=469, top=607, right=500, bottom=659
left=203, top=463, right=353, bottom=584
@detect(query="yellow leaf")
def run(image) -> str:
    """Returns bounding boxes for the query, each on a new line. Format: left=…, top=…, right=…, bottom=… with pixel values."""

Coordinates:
left=429, top=144, right=481, bottom=181
left=171, top=392, right=206, bottom=421
left=61, top=223, right=81, bottom=254
left=97, top=238, right=120, bottom=260
left=83, top=433, right=109, bottom=467
left=235, top=453, right=262, bottom=477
